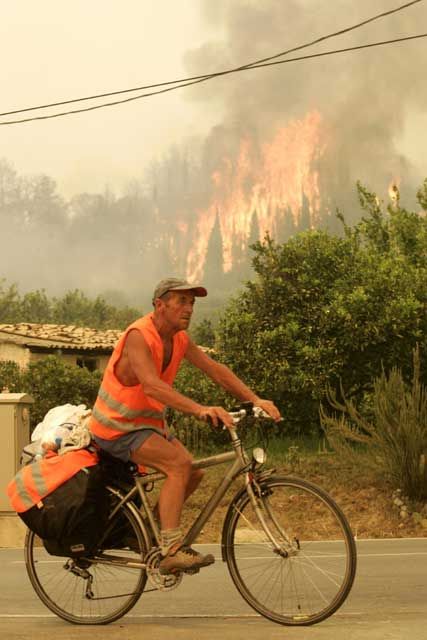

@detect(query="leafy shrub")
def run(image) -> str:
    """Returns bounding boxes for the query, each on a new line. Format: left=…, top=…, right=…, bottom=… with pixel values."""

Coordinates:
left=0, top=360, right=24, bottom=392
left=191, top=319, right=216, bottom=349
left=22, top=356, right=102, bottom=428
left=168, top=359, right=231, bottom=453
left=214, top=182, right=427, bottom=435
left=0, top=356, right=100, bottom=429
left=320, top=348, right=427, bottom=500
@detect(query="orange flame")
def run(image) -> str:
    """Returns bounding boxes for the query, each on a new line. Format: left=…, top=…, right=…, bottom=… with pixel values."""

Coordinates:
left=186, top=111, right=325, bottom=281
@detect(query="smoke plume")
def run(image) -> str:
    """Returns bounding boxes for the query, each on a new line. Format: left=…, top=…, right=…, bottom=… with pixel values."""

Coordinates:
left=1, top=1, right=426, bottom=304
left=183, top=0, right=427, bottom=207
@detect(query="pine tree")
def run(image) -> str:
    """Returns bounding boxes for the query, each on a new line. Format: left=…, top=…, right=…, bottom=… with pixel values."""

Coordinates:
left=297, top=192, right=312, bottom=233
left=203, top=209, right=224, bottom=288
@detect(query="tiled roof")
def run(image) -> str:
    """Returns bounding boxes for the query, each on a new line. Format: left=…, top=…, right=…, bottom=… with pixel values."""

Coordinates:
left=0, top=323, right=123, bottom=351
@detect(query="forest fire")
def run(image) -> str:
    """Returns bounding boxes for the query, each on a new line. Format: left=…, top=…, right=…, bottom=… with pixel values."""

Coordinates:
left=186, top=111, right=326, bottom=281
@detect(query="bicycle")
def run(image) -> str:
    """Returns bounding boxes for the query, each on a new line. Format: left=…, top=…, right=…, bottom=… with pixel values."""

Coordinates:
left=24, top=402, right=357, bottom=626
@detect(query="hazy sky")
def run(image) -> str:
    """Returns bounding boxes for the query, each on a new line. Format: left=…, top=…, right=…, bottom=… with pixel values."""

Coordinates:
left=1, top=1, right=426, bottom=198
left=1, top=2, right=222, bottom=196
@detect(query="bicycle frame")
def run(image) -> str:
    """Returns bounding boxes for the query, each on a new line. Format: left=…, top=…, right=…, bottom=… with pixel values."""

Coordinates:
left=99, top=424, right=285, bottom=563
left=106, top=428, right=245, bottom=547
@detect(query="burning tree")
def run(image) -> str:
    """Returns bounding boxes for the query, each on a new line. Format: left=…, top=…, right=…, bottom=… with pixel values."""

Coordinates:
left=212, top=181, right=427, bottom=435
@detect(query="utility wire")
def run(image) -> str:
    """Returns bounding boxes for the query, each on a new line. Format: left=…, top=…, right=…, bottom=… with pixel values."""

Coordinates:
left=0, top=0, right=423, bottom=121
left=1, top=32, right=425, bottom=127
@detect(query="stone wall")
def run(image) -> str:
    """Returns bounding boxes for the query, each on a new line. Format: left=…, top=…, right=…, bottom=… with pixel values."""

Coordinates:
left=0, top=342, right=29, bottom=368
left=1, top=345, right=109, bottom=372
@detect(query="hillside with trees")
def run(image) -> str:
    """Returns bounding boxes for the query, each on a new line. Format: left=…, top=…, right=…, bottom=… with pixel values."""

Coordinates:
left=0, top=283, right=141, bottom=329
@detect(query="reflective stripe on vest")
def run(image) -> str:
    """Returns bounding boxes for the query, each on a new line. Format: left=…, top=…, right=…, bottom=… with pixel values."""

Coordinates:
left=29, top=461, right=49, bottom=500
left=7, top=449, right=98, bottom=513
left=98, top=386, right=164, bottom=421
left=92, top=405, right=165, bottom=434
left=14, top=467, right=39, bottom=510
left=89, top=313, right=189, bottom=440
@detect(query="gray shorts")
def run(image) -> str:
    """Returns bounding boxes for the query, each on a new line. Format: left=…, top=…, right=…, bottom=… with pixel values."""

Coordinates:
left=92, top=428, right=175, bottom=463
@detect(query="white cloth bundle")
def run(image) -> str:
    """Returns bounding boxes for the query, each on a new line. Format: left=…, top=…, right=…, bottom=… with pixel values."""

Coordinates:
left=31, top=403, right=92, bottom=455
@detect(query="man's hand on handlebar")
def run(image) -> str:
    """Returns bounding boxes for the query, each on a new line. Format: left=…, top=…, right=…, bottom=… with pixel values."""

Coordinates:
left=198, top=406, right=234, bottom=429
left=197, top=399, right=282, bottom=428
left=253, top=398, right=282, bottom=422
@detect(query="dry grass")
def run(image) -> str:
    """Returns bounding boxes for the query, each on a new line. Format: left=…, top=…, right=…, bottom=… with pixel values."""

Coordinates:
left=178, top=453, right=427, bottom=542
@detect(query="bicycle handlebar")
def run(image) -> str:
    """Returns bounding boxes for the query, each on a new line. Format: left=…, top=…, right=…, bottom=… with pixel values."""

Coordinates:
left=205, top=402, right=279, bottom=430
left=228, top=405, right=272, bottom=424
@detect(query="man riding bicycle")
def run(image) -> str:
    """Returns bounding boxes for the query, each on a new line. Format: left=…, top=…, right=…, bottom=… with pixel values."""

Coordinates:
left=89, top=277, right=281, bottom=574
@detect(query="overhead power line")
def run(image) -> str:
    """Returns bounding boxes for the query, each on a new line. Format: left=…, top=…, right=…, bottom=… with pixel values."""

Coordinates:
left=0, top=0, right=422, bottom=119
left=1, top=33, right=426, bottom=127
left=0, top=0, right=423, bottom=119
left=0, top=0, right=424, bottom=126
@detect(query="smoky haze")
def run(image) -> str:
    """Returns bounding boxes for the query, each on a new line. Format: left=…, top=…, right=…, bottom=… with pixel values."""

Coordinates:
left=183, top=0, right=427, bottom=205
left=1, top=1, right=426, bottom=308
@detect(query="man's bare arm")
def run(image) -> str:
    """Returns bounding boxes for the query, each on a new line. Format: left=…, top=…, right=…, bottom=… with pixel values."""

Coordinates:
left=126, top=330, right=234, bottom=427
left=185, top=340, right=281, bottom=421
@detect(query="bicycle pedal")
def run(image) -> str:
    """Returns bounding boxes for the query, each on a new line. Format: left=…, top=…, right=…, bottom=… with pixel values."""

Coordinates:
left=159, top=567, right=178, bottom=576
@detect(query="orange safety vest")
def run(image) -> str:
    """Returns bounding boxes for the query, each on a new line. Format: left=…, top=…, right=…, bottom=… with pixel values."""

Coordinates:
left=7, top=449, right=98, bottom=513
left=89, top=313, right=189, bottom=441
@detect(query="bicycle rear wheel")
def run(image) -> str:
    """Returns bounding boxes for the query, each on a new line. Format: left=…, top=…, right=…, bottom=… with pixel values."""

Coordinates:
left=24, top=491, right=148, bottom=625
left=223, top=476, right=357, bottom=626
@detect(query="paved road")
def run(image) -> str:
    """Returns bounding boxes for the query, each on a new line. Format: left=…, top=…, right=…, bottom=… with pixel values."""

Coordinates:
left=1, top=538, right=426, bottom=639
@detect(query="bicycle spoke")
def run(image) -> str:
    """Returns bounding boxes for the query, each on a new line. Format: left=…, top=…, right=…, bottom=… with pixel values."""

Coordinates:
left=224, top=477, right=356, bottom=625
left=24, top=492, right=148, bottom=625
left=296, top=555, right=345, bottom=584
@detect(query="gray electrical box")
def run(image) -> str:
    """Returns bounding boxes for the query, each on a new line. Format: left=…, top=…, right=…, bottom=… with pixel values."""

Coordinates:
left=0, top=393, right=34, bottom=512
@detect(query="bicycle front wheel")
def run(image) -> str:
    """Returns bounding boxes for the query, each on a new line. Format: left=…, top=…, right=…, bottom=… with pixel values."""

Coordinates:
left=24, top=493, right=148, bottom=625
left=223, top=476, right=357, bottom=626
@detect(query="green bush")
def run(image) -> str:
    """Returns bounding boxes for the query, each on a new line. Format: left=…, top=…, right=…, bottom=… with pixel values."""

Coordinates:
left=0, top=356, right=101, bottom=429
left=320, top=348, right=427, bottom=500
left=22, top=356, right=102, bottom=428
left=168, top=359, right=231, bottom=453
left=214, top=182, right=427, bottom=435
left=0, top=360, right=24, bottom=392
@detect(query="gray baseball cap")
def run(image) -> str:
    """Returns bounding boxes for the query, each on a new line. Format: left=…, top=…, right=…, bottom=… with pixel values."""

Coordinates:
left=152, top=278, right=207, bottom=303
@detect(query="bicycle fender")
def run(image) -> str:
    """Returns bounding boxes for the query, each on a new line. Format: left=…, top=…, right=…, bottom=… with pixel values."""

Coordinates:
left=220, top=475, right=285, bottom=562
